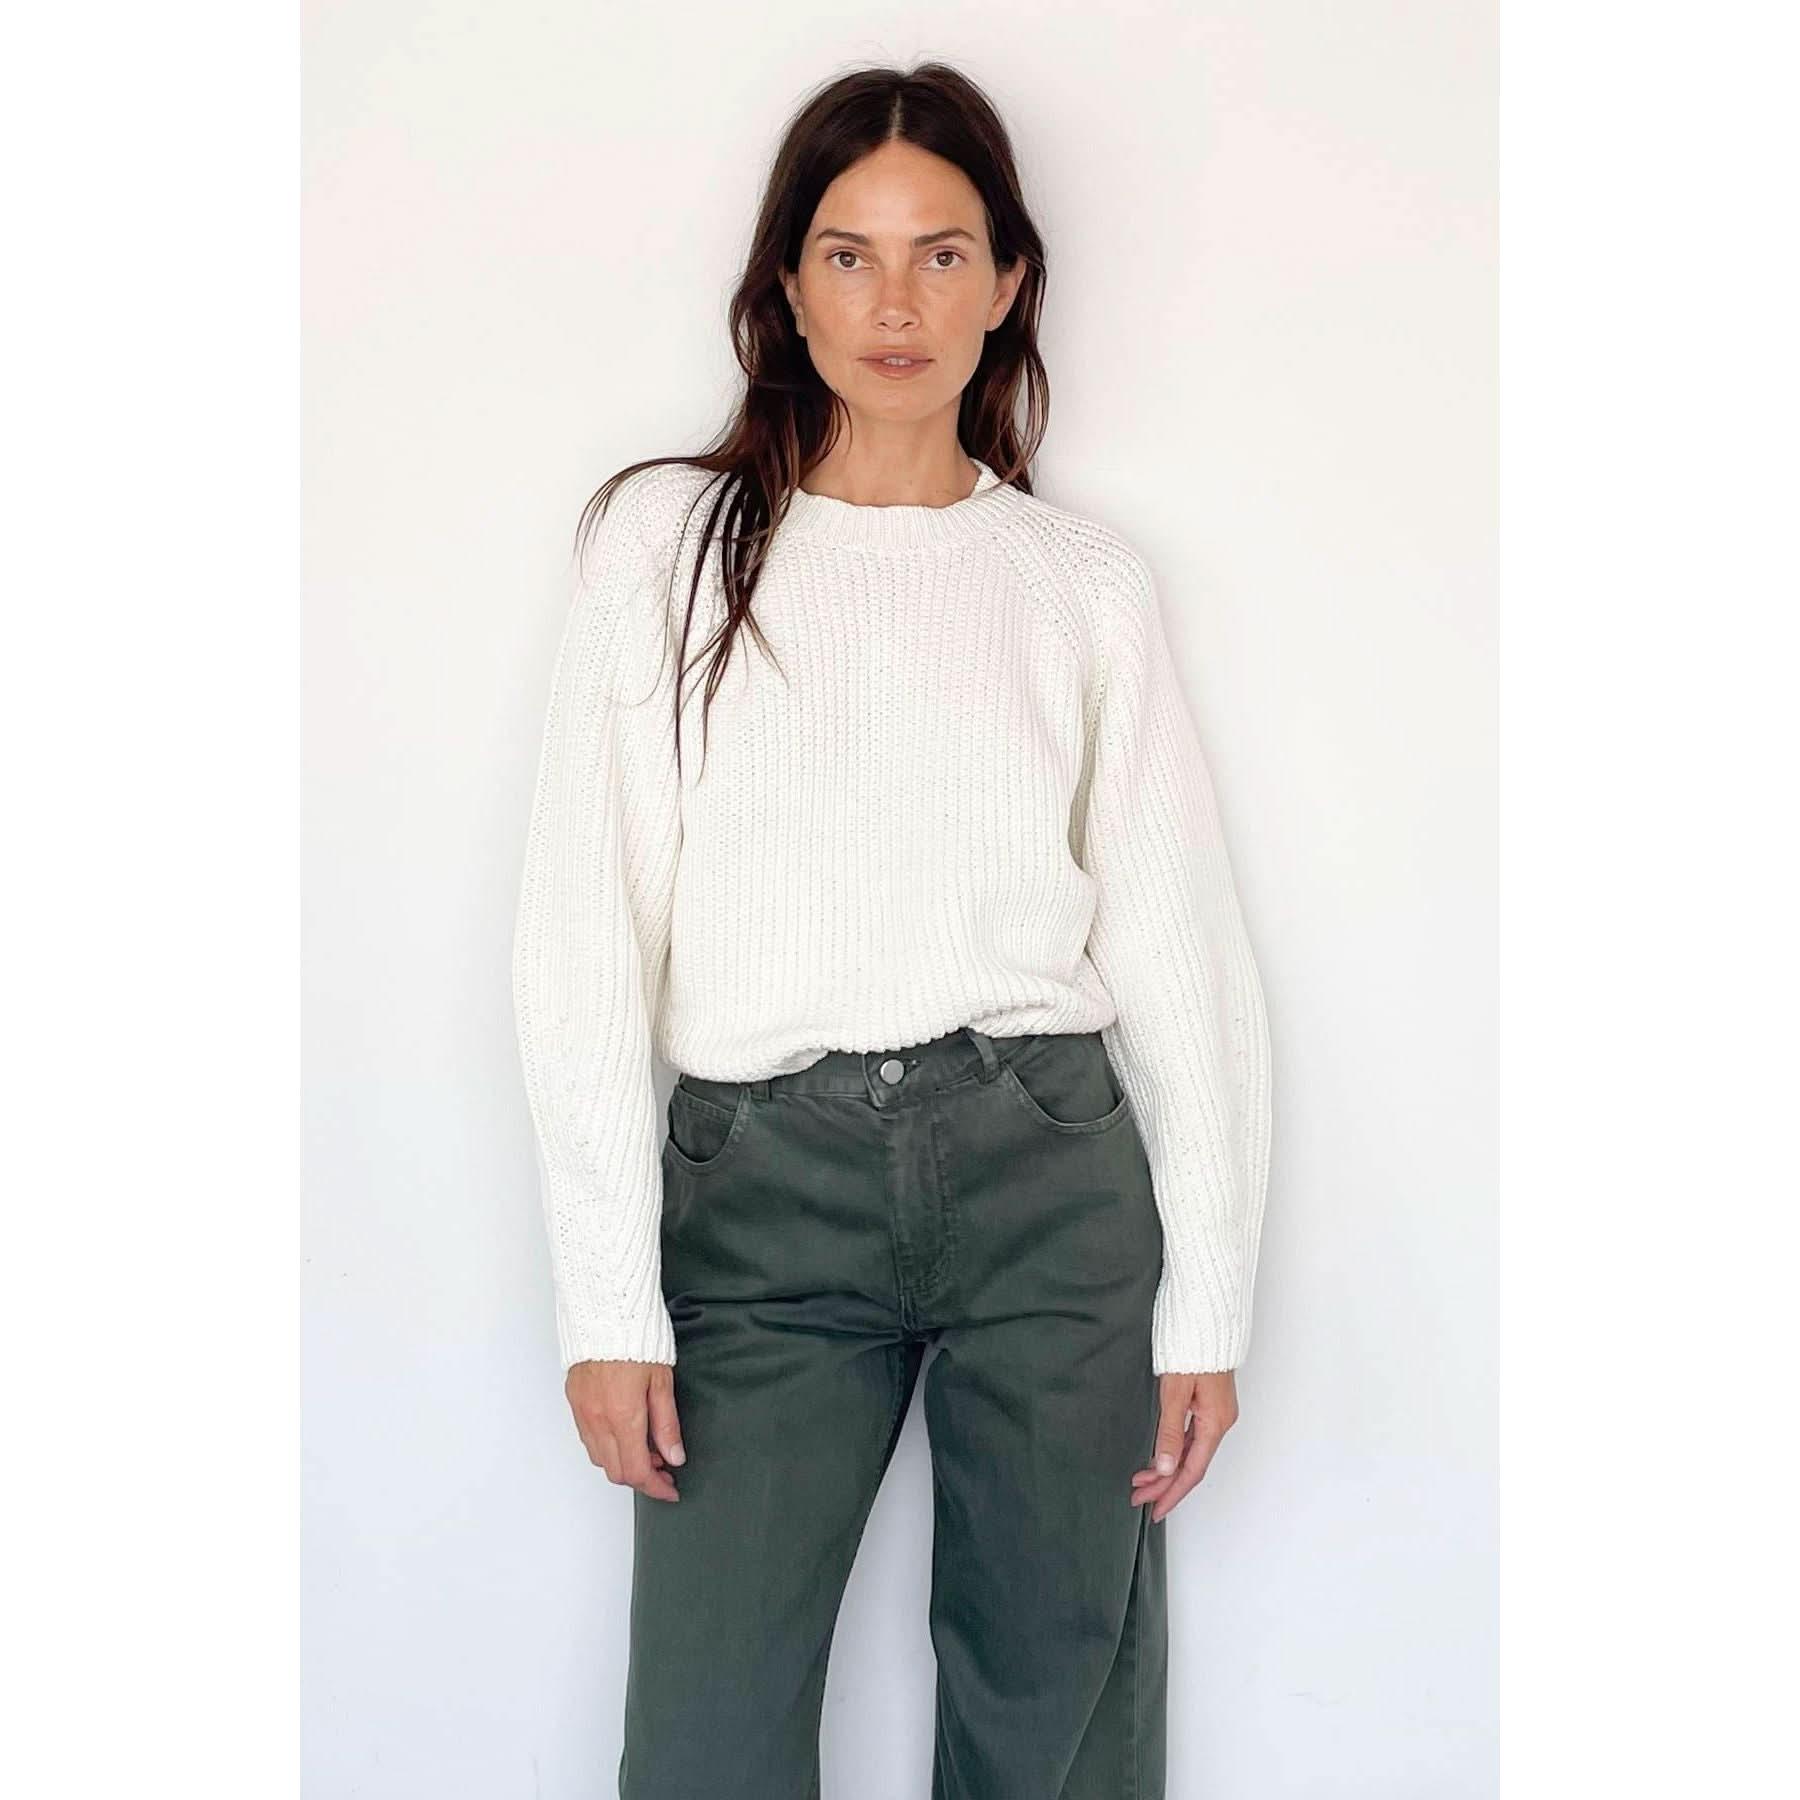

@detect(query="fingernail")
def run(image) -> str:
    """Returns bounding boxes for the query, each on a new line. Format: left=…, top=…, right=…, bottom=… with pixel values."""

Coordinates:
left=1156, top=1453, right=1176, bottom=1475
left=668, top=1443, right=686, bottom=1465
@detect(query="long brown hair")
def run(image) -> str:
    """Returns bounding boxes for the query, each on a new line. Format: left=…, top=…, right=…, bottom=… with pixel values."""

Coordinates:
left=573, top=61, right=1050, bottom=781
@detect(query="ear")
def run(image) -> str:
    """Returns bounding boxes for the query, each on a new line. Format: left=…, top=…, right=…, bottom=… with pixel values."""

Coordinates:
left=988, top=261, right=1026, bottom=331
left=781, top=271, right=805, bottom=336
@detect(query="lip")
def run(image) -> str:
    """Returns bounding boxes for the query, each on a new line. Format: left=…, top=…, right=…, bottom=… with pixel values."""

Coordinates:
left=860, top=354, right=934, bottom=380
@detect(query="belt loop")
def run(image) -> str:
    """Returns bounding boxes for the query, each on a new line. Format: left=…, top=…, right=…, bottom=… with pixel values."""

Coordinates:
left=749, top=1076, right=771, bottom=1101
left=963, top=1027, right=1001, bottom=1083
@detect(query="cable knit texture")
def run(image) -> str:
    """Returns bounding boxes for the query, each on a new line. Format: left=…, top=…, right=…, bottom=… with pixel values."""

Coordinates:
left=511, top=456, right=1272, bottom=1375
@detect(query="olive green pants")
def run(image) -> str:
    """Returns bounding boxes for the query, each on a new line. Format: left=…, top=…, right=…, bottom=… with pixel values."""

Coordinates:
left=620, top=1025, right=1168, bottom=1799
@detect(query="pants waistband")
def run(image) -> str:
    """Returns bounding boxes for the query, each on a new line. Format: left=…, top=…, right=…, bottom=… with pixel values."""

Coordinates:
left=677, top=1025, right=1086, bottom=1109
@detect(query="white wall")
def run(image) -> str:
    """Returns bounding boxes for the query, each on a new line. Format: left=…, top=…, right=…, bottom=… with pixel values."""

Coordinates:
left=303, top=2, right=1495, bottom=1793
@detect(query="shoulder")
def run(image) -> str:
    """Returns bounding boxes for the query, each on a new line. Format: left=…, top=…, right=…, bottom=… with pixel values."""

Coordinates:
left=562, top=463, right=722, bottom=682
left=587, top=459, right=725, bottom=569
left=994, top=481, right=1161, bottom=654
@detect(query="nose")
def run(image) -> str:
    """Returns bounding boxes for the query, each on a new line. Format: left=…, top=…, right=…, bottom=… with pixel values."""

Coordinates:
left=874, top=277, right=920, bottom=329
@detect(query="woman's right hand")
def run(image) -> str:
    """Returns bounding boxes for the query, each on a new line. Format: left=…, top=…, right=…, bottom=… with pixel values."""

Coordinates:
left=566, top=1360, right=686, bottom=1501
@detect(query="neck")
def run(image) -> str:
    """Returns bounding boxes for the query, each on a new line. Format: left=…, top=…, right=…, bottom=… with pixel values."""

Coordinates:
left=778, top=457, right=1011, bottom=551
left=797, top=443, right=983, bottom=509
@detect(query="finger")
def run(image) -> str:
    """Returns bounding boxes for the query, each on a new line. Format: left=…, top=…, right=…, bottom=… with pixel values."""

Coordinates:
left=1133, top=1387, right=1193, bottom=1496
left=1151, top=1426, right=1219, bottom=1522
left=1150, top=1394, right=1192, bottom=1482
left=581, top=1422, right=619, bottom=1478
left=1132, top=1451, right=1181, bottom=1502
left=646, top=1371, right=687, bottom=1468
left=616, top=1429, right=680, bottom=1503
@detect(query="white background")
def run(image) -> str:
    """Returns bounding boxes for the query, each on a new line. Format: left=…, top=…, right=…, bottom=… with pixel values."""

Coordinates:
left=302, top=3, right=1494, bottom=1795
left=15, top=4, right=1799, bottom=1798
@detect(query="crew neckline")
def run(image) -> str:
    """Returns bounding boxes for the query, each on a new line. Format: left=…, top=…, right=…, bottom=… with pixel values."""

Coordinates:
left=778, top=457, right=1012, bottom=550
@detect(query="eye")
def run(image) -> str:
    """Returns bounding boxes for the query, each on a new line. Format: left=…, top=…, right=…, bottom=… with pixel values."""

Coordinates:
left=929, top=249, right=966, bottom=269
left=828, top=250, right=861, bottom=270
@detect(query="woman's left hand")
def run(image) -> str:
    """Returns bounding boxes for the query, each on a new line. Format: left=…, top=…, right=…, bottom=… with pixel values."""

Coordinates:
left=1131, top=1370, right=1239, bottom=1522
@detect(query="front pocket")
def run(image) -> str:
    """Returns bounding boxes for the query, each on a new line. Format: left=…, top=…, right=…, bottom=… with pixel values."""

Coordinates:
left=998, top=1035, right=1133, bottom=1135
left=663, top=1082, right=752, bottom=1174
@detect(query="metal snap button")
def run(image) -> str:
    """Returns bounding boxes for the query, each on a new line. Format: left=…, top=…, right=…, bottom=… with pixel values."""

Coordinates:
left=878, top=1058, right=905, bottom=1083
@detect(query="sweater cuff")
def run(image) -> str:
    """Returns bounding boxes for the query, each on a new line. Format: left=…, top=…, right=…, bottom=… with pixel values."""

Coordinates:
left=555, top=1294, right=678, bottom=1370
left=1150, top=1265, right=1248, bottom=1376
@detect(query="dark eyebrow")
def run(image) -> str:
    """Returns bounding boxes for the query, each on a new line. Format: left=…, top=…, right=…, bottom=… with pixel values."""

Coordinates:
left=812, top=227, right=979, bottom=248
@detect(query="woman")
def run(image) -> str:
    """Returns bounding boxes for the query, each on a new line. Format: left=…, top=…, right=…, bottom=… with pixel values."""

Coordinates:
left=511, top=61, right=1273, bottom=1800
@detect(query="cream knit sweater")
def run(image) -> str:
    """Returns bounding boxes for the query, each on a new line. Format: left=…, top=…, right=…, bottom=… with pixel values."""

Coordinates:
left=511, top=456, right=1272, bottom=1377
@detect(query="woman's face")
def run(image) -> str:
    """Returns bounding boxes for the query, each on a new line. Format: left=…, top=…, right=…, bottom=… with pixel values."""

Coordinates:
left=783, top=140, right=1023, bottom=432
